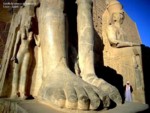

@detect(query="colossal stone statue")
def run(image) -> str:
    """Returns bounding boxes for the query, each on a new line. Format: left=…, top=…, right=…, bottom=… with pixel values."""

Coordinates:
left=36, top=0, right=122, bottom=110
left=0, top=0, right=147, bottom=112
left=0, top=0, right=125, bottom=111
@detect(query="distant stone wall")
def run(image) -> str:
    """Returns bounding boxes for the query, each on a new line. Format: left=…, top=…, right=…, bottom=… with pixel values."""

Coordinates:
left=122, top=13, right=141, bottom=44
left=92, top=0, right=106, bottom=66
left=93, top=0, right=106, bottom=39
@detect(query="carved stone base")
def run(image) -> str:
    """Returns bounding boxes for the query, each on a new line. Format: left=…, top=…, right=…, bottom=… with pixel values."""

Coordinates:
left=0, top=98, right=148, bottom=113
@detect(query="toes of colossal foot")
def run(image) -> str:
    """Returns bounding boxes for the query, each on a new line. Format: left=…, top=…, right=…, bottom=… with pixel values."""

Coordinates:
left=49, top=88, right=66, bottom=108
left=109, top=93, right=122, bottom=105
left=100, top=81, right=122, bottom=106
left=66, top=95, right=78, bottom=109
left=78, top=95, right=90, bottom=110
left=74, top=86, right=90, bottom=110
left=108, top=87, right=122, bottom=106
left=64, top=85, right=78, bottom=109
left=102, top=95, right=110, bottom=108
left=84, top=86, right=100, bottom=110
left=92, top=86, right=110, bottom=108
left=89, top=95, right=100, bottom=110
left=54, top=96, right=66, bottom=108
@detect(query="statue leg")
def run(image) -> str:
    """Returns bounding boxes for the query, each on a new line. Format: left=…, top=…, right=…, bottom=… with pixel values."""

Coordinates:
left=19, top=52, right=31, bottom=99
left=11, top=48, right=25, bottom=98
left=10, top=63, right=20, bottom=98
left=36, top=0, right=107, bottom=110
left=77, top=0, right=122, bottom=106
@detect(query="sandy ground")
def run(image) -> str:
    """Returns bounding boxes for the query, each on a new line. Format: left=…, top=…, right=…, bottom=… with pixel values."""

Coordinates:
left=18, top=100, right=149, bottom=113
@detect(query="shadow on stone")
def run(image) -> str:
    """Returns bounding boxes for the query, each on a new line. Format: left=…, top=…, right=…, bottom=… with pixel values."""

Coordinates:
left=141, top=44, right=150, bottom=112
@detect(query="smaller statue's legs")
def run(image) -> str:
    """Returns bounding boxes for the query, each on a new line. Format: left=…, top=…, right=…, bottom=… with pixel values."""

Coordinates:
left=10, top=63, right=20, bottom=98
left=11, top=48, right=31, bottom=99
left=11, top=50, right=23, bottom=98
left=77, top=0, right=122, bottom=105
left=19, top=53, right=31, bottom=99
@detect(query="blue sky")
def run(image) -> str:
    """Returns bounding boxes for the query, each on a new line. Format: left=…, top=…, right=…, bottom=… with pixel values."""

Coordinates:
left=118, top=0, right=150, bottom=47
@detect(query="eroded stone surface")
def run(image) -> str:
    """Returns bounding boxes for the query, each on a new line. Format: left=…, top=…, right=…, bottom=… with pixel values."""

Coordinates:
left=0, top=0, right=146, bottom=111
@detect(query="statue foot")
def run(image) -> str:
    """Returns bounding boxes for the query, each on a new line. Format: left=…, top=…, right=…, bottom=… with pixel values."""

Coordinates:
left=10, top=94, right=18, bottom=99
left=10, top=90, right=19, bottom=99
left=19, top=94, right=27, bottom=100
left=83, top=74, right=122, bottom=106
left=38, top=67, right=110, bottom=110
left=10, top=92, right=27, bottom=100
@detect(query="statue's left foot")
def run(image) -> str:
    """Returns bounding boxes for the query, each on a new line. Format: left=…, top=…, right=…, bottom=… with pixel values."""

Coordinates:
left=37, top=67, right=110, bottom=110
left=10, top=94, right=18, bottom=99
left=82, top=74, right=122, bottom=106
left=19, top=94, right=27, bottom=100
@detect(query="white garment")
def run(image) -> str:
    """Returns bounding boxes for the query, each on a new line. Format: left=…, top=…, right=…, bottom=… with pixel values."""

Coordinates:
left=125, top=84, right=132, bottom=102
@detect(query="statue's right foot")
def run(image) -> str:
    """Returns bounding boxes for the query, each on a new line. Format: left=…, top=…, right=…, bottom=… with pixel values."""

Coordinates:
left=82, top=74, right=122, bottom=106
left=38, top=67, right=110, bottom=110
left=10, top=90, right=26, bottom=99
left=10, top=92, right=18, bottom=99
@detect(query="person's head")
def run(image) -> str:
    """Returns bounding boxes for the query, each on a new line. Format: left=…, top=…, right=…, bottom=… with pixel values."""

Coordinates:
left=126, top=81, right=130, bottom=85
left=24, top=16, right=34, bottom=32
left=23, top=5, right=35, bottom=31
left=23, top=0, right=40, bottom=7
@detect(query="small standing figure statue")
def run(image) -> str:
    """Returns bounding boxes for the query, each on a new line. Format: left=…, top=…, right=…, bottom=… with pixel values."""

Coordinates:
left=10, top=1, right=40, bottom=99
left=125, top=81, right=133, bottom=102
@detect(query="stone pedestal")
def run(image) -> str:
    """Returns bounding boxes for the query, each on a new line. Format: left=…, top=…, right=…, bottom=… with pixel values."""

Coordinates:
left=0, top=99, right=148, bottom=113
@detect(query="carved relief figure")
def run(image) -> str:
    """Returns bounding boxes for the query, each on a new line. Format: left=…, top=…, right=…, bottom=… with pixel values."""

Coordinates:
left=106, top=0, right=139, bottom=48
left=10, top=3, right=40, bottom=99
